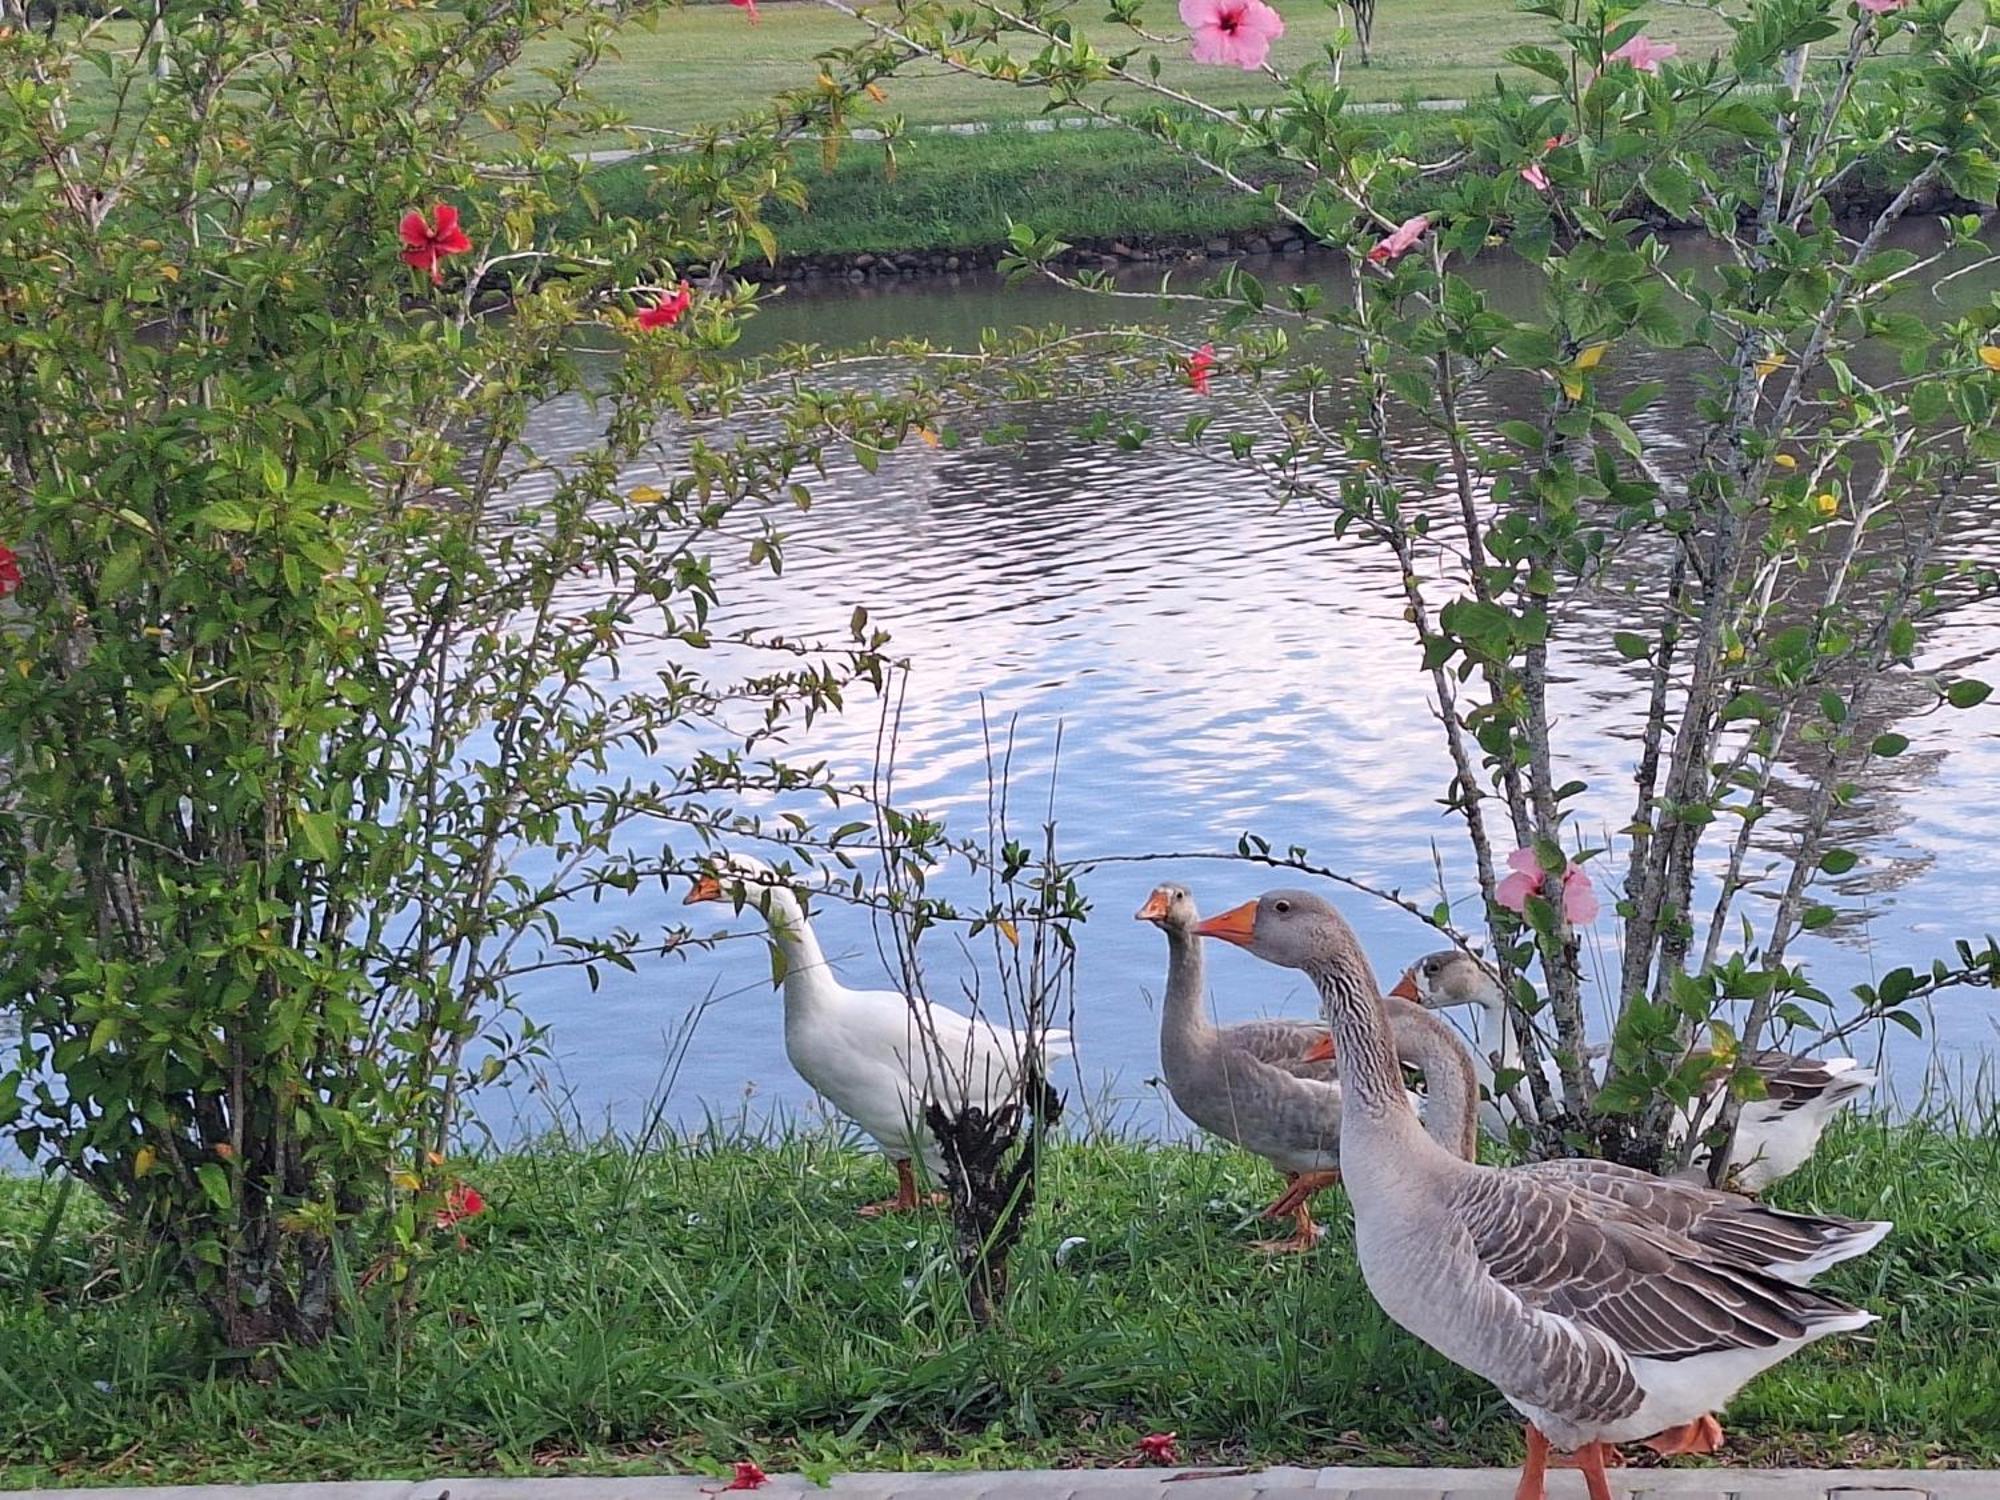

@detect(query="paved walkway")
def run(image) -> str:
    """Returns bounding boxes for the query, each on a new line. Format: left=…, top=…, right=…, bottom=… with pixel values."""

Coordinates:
left=7, top=1466, right=1993, bottom=1500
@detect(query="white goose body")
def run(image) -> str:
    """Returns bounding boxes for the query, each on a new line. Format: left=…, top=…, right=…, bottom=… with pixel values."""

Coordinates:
left=689, top=855, right=1069, bottom=1193
left=1399, top=950, right=1877, bottom=1190
left=1200, top=891, right=1887, bottom=1493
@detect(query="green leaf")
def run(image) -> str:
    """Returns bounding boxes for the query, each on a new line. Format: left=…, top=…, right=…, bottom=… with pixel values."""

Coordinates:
left=1800, top=904, right=1837, bottom=931
left=1612, top=632, right=1650, bottom=661
left=196, top=500, right=258, bottom=532
left=196, top=1163, right=232, bottom=1213
left=1819, top=849, right=1857, bottom=875
left=1872, top=732, right=1910, bottom=757
left=296, top=812, right=340, bottom=865
left=1946, top=679, right=1992, bottom=709
left=99, top=547, right=144, bottom=599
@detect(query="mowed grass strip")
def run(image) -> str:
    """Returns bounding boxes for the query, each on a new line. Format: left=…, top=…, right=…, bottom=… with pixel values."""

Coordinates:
left=55, top=0, right=1740, bottom=135
left=2, top=1113, right=1996, bottom=1487
left=537, top=0, right=1740, bottom=131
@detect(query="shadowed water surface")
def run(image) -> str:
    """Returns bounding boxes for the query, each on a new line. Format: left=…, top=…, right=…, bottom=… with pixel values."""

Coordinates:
left=484, top=232, right=2000, bottom=1148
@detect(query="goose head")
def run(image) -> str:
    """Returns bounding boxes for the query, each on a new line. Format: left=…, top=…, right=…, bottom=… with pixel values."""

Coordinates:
left=1394, top=948, right=1504, bottom=1011
left=682, top=850, right=781, bottom=908
left=1192, top=888, right=1362, bottom=977
left=1134, top=882, right=1198, bottom=934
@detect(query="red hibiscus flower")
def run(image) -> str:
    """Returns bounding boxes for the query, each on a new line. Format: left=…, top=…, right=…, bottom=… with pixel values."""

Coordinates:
left=1187, top=342, right=1216, bottom=395
left=436, top=1182, right=485, bottom=1229
left=399, top=203, right=473, bottom=285
left=637, top=282, right=693, bottom=330
left=730, top=0, right=760, bottom=20
left=1137, top=1432, right=1179, bottom=1465
left=0, top=543, right=20, bottom=599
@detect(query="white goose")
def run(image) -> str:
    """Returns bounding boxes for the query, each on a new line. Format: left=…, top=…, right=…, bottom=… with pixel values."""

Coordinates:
left=1199, top=890, right=1888, bottom=1499
left=685, top=853, right=1071, bottom=1216
left=1397, top=949, right=1878, bottom=1190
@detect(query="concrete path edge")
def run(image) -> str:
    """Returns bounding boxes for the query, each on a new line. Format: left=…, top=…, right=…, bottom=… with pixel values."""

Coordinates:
left=6, top=1466, right=1995, bottom=1500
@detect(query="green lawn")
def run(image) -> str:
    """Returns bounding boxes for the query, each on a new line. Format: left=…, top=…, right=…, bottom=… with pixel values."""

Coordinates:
left=541, top=0, right=1740, bottom=133
left=3, top=1115, right=1996, bottom=1487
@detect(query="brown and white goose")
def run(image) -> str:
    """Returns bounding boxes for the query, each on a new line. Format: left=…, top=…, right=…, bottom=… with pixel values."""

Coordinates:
left=1138, top=882, right=1446, bottom=1253
left=1398, top=949, right=1878, bottom=1190
left=1197, top=890, right=1888, bottom=1499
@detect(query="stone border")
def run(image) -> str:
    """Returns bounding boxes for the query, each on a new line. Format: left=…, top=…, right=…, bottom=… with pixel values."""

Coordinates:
left=7, top=1467, right=1994, bottom=1500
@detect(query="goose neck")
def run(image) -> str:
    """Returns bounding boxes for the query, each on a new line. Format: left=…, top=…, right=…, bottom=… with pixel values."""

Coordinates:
left=1310, top=959, right=1431, bottom=1156
left=1386, top=999, right=1480, bottom=1162
left=1158, top=924, right=1211, bottom=1064
left=753, top=885, right=832, bottom=1001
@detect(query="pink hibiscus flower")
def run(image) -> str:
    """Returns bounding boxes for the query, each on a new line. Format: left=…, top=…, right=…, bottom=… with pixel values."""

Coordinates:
left=1856, top=0, right=1906, bottom=13
left=1366, top=214, right=1430, bottom=265
left=0, top=543, right=19, bottom=599
left=1179, top=0, right=1285, bottom=70
left=1521, top=161, right=1551, bottom=192
left=1607, top=34, right=1677, bottom=73
left=1495, top=847, right=1600, bottom=925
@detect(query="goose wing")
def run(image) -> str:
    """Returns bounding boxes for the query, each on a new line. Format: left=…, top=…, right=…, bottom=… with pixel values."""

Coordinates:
left=1216, top=1018, right=1340, bottom=1083
left=1749, top=1051, right=1878, bottom=1111
left=1453, top=1170, right=1867, bottom=1364
left=1513, top=1157, right=1889, bottom=1280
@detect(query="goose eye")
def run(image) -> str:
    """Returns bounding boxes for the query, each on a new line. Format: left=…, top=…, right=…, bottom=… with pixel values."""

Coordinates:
left=1274, top=899, right=1292, bottom=915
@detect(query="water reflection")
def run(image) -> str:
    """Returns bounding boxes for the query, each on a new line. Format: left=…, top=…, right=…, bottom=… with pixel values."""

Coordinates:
left=505, top=234, right=2000, bottom=1142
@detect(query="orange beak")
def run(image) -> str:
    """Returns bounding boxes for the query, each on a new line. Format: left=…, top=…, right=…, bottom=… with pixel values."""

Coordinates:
left=683, top=874, right=724, bottom=905
left=1388, top=972, right=1419, bottom=1001
left=1134, top=890, right=1171, bottom=922
left=1192, top=899, right=1258, bottom=947
left=1300, top=1033, right=1336, bottom=1063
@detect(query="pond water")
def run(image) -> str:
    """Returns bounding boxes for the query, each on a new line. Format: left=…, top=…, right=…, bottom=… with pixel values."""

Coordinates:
left=477, top=228, right=2000, bottom=1150
left=9, top=236, right=1994, bottom=1161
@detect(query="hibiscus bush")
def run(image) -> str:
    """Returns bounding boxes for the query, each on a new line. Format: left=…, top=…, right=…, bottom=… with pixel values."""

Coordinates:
left=0, top=0, right=957, bottom=1343
left=839, top=0, right=2000, bottom=1170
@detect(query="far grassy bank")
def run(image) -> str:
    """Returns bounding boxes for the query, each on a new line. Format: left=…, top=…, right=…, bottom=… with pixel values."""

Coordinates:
left=581, top=110, right=1944, bottom=270
left=581, top=119, right=1451, bottom=264
left=3, top=1114, right=1996, bottom=1488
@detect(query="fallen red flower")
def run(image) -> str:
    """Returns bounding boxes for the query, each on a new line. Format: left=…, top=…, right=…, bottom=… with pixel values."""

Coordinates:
left=436, top=1182, right=485, bottom=1229
left=399, top=203, right=473, bottom=285
left=705, top=1461, right=769, bottom=1492
left=0, top=543, right=19, bottom=598
left=1137, top=1432, right=1179, bottom=1465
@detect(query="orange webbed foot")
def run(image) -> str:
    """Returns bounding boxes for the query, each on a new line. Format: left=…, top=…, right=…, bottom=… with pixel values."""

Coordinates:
left=1643, top=1414, right=1725, bottom=1457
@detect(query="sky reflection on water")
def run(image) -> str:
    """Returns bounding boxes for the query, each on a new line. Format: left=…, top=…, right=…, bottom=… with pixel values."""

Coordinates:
left=487, top=237, right=2000, bottom=1148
